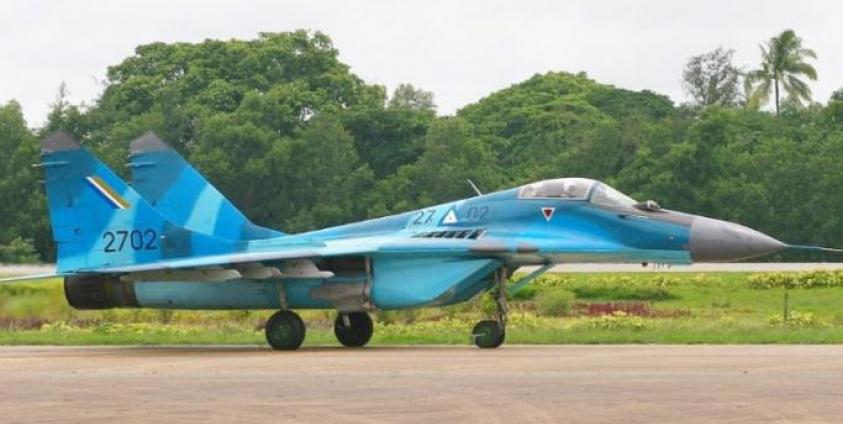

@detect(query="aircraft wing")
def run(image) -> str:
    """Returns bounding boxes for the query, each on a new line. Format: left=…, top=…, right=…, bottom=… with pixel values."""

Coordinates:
left=86, top=250, right=323, bottom=274
left=0, top=240, right=367, bottom=282
left=79, top=240, right=372, bottom=274
left=76, top=236, right=494, bottom=275
left=1, top=235, right=511, bottom=282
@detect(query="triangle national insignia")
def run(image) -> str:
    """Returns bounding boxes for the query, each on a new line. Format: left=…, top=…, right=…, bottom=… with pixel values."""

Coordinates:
left=541, top=207, right=555, bottom=222
left=442, top=209, right=459, bottom=225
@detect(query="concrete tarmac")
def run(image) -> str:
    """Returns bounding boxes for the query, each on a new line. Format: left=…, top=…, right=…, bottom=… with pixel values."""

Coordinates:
left=1, top=345, right=843, bottom=423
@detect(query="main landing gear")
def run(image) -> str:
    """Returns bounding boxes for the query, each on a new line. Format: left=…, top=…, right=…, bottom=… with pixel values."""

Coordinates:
left=472, top=268, right=508, bottom=349
left=265, top=310, right=306, bottom=350
left=264, top=310, right=375, bottom=350
left=334, top=311, right=374, bottom=347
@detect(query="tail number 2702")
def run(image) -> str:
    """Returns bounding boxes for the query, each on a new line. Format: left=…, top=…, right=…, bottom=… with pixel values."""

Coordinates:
left=102, top=229, right=158, bottom=252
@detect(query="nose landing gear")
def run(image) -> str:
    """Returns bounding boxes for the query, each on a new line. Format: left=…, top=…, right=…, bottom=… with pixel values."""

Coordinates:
left=472, top=320, right=505, bottom=348
left=472, top=267, right=508, bottom=349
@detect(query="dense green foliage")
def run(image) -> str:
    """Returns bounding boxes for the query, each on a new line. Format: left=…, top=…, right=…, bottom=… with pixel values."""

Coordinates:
left=1, top=30, right=842, bottom=262
left=4, top=272, right=843, bottom=345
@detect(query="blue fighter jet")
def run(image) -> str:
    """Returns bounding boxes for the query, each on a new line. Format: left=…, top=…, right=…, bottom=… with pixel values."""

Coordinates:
left=2, top=131, right=828, bottom=349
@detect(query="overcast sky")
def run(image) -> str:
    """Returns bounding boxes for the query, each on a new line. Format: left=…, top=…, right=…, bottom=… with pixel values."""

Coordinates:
left=2, top=0, right=841, bottom=126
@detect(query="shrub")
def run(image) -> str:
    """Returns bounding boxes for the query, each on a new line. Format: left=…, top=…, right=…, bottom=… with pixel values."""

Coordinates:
left=479, top=292, right=499, bottom=317
left=571, top=311, right=653, bottom=331
left=689, top=273, right=722, bottom=287
left=574, top=301, right=651, bottom=316
left=747, top=271, right=843, bottom=289
left=651, top=276, right=681, bottom=287
left=510, top=285, right=537, bottom=300
left=571, top=285, right=675, bottom=301
left=536, top=289, right=574, bottom=316
left=532, top=275, right=572, bottom=289
left=0, top=237, right=39, bottom=263
left=157, top=310, right=174, bottom=324
left=376, top=309, right=419, bottom=325
left=768, top=311, right=829, bottom=328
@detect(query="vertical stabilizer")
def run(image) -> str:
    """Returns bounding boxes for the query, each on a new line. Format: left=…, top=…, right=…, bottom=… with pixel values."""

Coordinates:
left=40, top=132, right=236, bottom=273
left=128, top=132, right=284, bottom=241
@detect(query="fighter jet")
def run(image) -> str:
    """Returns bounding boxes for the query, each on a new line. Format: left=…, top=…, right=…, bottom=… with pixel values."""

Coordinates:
left=2, top=131, right=831, bottom=350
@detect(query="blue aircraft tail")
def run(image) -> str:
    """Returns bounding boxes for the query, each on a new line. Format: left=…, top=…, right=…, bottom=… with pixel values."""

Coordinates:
left=128, top=132, right=284, bottom=241
left=40, top=132, right=237, bottom=273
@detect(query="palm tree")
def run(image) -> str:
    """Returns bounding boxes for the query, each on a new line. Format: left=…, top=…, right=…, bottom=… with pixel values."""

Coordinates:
left=745, top=29, right=817, bottom=116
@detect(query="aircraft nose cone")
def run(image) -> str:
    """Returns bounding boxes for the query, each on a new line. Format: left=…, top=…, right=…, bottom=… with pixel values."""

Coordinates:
left=689, top=217, right=786, bottom=262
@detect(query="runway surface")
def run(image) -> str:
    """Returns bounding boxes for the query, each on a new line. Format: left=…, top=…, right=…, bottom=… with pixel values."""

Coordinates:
left=2, top=346, right=843, bottom=423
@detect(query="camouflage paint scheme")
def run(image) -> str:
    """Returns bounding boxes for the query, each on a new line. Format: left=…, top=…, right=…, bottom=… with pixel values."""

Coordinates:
left=22, top=131, right=786, bottom=312
left=128, top=132, right=284, bottom=241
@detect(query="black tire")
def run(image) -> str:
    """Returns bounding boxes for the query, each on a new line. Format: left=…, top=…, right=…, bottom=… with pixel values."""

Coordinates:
left=265, top=310, right=306, bottom=350
left=472, top=320, right=505, bottom=348
left=334, top=312, right=374, bottom=347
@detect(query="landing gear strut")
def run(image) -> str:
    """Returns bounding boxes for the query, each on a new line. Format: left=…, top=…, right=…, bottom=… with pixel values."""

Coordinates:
left=265, top=310, right=306, bottom=350
left=334, top=312, right=374, bottom=347
left=472, top=268, right=508, bottom=348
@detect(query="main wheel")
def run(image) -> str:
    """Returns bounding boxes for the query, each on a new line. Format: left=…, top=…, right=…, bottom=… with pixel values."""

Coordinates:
left=265, top=310, right=306, bottom=350
left=334, top=312, right=374, bottom=347
left=472, top=320, right=505, bottom=348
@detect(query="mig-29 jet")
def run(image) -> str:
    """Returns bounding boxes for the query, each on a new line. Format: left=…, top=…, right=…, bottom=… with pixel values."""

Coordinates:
left=3, top=131, right=830, bottom=350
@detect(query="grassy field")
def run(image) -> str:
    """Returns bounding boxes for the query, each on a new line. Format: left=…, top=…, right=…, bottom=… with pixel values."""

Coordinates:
left=2, top=271, right=843, bottom=345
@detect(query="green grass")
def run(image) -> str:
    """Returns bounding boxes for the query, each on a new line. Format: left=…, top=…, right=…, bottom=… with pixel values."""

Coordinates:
left=2, top=271, right=843, bottom=345
left=570, top=285, right=675, bottom=301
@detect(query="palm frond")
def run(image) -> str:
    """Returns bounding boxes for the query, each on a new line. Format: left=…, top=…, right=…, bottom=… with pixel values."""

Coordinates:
left=746, top=79, right=771, bottom=110
left=744, top=68, right=769, bottom=84
left=799, top=48, right=818, bottom=59
left=789, top=62, right=818, bottom=80
left=786, top=75, right=812, bottom=102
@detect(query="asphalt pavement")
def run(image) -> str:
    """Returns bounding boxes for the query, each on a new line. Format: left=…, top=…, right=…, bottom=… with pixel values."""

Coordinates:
left=1, top=345, right=842, bottom=423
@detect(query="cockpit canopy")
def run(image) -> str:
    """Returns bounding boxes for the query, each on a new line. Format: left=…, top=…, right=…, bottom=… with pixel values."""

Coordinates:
left=518, top=178, right=637, bottom=207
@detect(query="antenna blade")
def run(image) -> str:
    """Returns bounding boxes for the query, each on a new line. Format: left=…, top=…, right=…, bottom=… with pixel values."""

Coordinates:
left=467, top=179, right=482, bottom=196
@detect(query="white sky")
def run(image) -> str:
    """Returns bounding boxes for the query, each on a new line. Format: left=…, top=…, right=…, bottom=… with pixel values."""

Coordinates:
left=1, top=0, right=841, bottom=126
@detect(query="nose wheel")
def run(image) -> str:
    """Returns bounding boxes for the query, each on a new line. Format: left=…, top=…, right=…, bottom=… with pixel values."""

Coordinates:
left=334, top=311, right=374, bottom=347
left=472, top=267, right=508, bottom=349
left=265, top=310, right=306, bottom=350
left=472, top=320, right=505, bottom=348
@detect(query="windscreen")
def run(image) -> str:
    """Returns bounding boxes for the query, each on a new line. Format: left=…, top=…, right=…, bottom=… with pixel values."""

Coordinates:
left=590, top=183, right=637, bottom=207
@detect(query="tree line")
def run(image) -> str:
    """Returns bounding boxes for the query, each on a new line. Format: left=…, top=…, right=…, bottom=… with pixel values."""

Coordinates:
left=0, top=29, right=841, bottom=262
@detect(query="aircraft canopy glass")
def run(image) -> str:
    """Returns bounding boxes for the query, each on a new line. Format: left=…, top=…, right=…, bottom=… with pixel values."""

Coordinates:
left=518, top=178, right=595, bottom=200
left=519, top=178, right=638, bottom=207
left=590, top=183, right=637, bottom=207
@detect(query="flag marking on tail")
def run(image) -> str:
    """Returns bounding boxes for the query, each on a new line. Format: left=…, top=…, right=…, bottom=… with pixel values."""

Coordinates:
left=85, top=176, right=130, bottom=209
